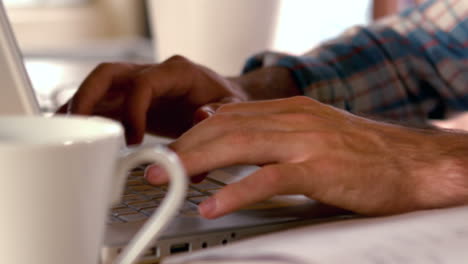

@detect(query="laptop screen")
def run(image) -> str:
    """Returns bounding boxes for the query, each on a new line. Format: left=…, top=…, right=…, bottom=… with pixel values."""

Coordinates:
left=0, top=1, right=41, bottom=115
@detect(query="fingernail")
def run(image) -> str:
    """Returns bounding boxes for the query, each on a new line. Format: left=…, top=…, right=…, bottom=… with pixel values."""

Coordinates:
left=199, top=197, right=217, bottom=218
left=144, top=165, right=167, bottom=184
left=202, top=106, right=216, bottom=115
left=193, top=107, right=214, bottom=125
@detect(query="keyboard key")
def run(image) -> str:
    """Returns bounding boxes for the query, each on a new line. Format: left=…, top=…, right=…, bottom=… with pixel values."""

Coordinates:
left=131, top=169, right=146, bottom=176
left=118, top=213, right=148, bottom=222
left=127, top=200, right=162, bottom=211
left=112, top=207, right=137, bottom=216
left=111, top=204, right=128, bottom=210
left=188, top=196, right=208, bottom=205
left=130, top=185, right=157, bottom=192
left=191, top=181, right=224, bottom=191
left=127, top=179, right=144, bottom=186
left=108, top=216, right=124, bottom=224
left=137, top=188, right=166, bottom=198
left=140, top=207, right=157, bottom=216
left=123, top=188, right=134, bottom=195
left=186, top=188, right=204, bottom=197
left=205, top=190, right=218, bottom=195
left=122, top=194, right=149, bottom=204
left=159, top=185, right=204, bottom=197
left=180, top=202, right=199, bottom=216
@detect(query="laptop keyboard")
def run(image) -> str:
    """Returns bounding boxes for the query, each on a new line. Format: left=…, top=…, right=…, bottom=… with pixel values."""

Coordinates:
left=108, top=166, right=225, bottom=224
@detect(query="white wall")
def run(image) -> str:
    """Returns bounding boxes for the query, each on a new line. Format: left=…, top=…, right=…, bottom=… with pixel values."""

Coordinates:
left=272, top=0, right=371, bottom=55
left=148, top=0, right=372, bottom=75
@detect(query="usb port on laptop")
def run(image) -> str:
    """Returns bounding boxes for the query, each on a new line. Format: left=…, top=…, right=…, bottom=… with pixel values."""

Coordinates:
left=170, top=243, right=190, bottom=254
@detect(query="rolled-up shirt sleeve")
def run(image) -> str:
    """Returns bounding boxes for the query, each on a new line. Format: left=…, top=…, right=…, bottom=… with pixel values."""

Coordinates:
left=243, top=0, right=468, bottom=123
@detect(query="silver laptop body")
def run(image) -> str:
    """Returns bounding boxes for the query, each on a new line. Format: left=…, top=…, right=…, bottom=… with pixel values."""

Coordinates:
left=0, top=3, right=349, bottom=263
left=0, top=1, right=39, bottom=115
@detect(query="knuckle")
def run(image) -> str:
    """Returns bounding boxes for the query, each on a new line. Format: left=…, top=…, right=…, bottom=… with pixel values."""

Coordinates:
left=165, top=55, right=190, bottom=64
left=92, top=62, right=136, bottom=77
left=162, top=55, right=198, bottom=75
left=290, top=96, right=322, bottom=111
left=290, top=96, right=313, bottom=105
left=94, top=62, right=119, bottom=74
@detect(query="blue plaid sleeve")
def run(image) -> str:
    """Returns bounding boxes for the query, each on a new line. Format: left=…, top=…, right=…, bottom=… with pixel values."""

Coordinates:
left=243, top=0, right=468, bottom=123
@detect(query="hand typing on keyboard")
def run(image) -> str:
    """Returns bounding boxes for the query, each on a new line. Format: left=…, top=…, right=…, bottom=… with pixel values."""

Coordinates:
left=64, top=55, right=468, bottom=222
left=143, top=97, right=468, bottom=220
left=110, top=165, right=227, bottom=223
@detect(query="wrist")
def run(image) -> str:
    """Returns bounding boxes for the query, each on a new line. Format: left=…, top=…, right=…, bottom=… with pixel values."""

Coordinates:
left=360, top=120, right=468, bottom=213
left=228, top=66, right=301, bottom=101
left=403, top=129, right=468, bottom=210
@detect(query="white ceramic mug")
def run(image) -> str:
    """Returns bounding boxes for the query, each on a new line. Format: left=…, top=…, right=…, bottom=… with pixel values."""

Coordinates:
left=0, top=115, right=187, bottom=264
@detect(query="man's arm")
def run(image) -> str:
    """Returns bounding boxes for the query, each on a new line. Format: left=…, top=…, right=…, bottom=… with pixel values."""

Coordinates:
left=227, top=67, right=301, bottom=100
left=145, top=96, right=468, bottom=218
left=240, top=0, right=468, bottom=123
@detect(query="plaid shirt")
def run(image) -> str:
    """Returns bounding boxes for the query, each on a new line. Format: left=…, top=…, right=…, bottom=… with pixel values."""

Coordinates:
left=243, top=0, right=468, bottom=123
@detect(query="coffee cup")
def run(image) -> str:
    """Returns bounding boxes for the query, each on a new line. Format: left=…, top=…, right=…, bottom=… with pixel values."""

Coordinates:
left=0, top=115, right=187, bottom=264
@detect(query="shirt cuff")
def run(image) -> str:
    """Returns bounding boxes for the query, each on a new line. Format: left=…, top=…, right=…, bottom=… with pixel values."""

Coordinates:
left=242, top=51, right=320, bottom=95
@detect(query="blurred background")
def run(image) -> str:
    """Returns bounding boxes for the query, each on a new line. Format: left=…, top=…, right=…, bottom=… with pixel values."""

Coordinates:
left=3, top=0, right=417, bottom=111
left=14, top=0, right=466, bottom=132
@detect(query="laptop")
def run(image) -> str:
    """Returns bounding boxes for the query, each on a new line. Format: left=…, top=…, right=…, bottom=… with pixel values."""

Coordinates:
left=0, top=2, right=350, bottom=263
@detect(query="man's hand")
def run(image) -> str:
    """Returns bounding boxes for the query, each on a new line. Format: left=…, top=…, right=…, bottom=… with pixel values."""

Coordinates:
left=58, top=56, right=300, bottom=145
left=146, top=96, right=468, bottom=219
left=58, top=56, right=247, bottom=144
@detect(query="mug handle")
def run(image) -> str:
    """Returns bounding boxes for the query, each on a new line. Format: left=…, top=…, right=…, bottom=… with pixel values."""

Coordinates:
left=111, top=145, right=188, bottom=264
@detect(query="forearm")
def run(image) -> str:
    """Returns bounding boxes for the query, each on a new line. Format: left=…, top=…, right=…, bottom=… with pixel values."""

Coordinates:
left=228, top=66, right=301, bottom=101
left=370, top=121, right=468, bottom=210
left=242, top=0, right=468, bottom=122
left=413, top=129, right=468, bottom=208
